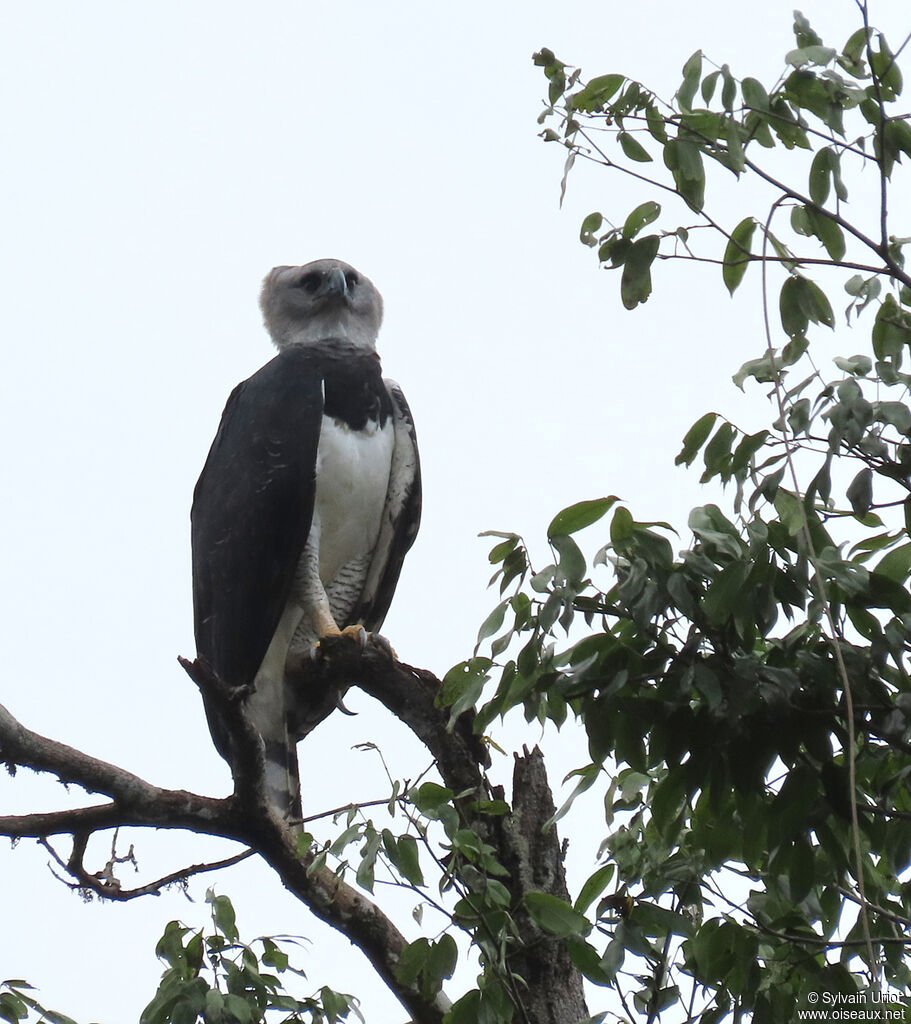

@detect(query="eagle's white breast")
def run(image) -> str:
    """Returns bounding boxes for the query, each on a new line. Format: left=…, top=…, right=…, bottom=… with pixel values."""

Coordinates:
left=313, top=413, right=394, bottom=583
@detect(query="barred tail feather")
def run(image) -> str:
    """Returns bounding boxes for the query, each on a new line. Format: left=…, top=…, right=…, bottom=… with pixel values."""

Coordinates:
left=263, top=735, right=302, bottom=820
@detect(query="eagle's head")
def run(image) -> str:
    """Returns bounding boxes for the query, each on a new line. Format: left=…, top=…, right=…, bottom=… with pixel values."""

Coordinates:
left=260, top=259, right=384, bottom=351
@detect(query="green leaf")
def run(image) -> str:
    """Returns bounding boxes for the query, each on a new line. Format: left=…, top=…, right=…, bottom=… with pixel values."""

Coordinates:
left=793, top=11, right=823, bottom=48
left=876, top=542, right=911, bottom=583
left=223, top=994, right=254, bottom=1024
left=618, top=131, right=652, bottom=162
left=841, top=27, right=870, bottom=72
left=733, top=352, right=779, bottom=388
left=678, top=50, right=702, bottom=112
left=731, top=430, right=770, bottom=474
left=610, top=505, right=635, bottom=543
left=547, top=63, right=566, bottom=105
left=724, top=117, right=745, bottom=172
left=622, top=201, right=661, bottom=240
left=204, top=990, right=226, bottom=1020
left=701, top=421, right=736, bottom=481
left=328, top=823, right=362, bottom=857
left=645, top=103, right=668, bottom=142
left=395, top=834, right=425, bottom=887
left=723, top=217, right=756, bottom=294
left=208, top=893, right=239, bottom=944
left=485, top=534, right=518, bottom=564
left=260, top=937, right=289, bottom=972
left=412, top=782, right=453, bottom=816
left=546, top=762, right=600, bottom=828
left=780, top=276, right=807, bottom=336
left=833, top=354, right=872, bottom=376
left=548, top=496, right=619, bottom=537
left=475, top=601, right=508, bottom=647
left=873, top=294, right=911, bottom=358
left=356, top=827, right=381, bottom=892
left=775, top=488, right=806, bottom=535
left=874, top=400, right=911, bottom=433
left=664, top=139, right=705, bottom=211
left=439, top=658, right=490, bottom=718
left=805, top=206, right=846, bottom=261
left=446, top=991, right=481, bottom=1024
left=571, top=73, right=624, bottom=111
left=567, top=937, right=615, bottom=987
left=552, top=532, right=587, bottom=585
left=703, top=561, right=749, bottom=624
left=579, top=211, right=603, bottom=246
left=394, top=938, right=430, bottom=988
left=721, top=65, right=737, bottom=111
left=843, top=468, right=868, bottom=516
left=468, top=798, right=510, bottom=816
left=741, top=77, right=770, bottom=111
left=575, top=863, right=616, bottom=914
left=598, top=234, right=631, bottom=267
left=786, top=45, right=837, bottom=67
left=871, top=38, right=903, bottom=100
left=780, top=275, right=834, bottom=336
left=784, top=70, right=845, bottom=133
left=525, top=891, right=590, bottom=937
left=620, top=234, right=660, bottom=309
left=688, top=504, right=744, bottom=559
left=805, top=278, right=835, bottom=326
left=676, top=412, right=717, bottom=466
left=427, top=934, right=458, bottom=986
left=632, top=901, right=696, bottom=939
left=810, top=148, right=833, bottom=204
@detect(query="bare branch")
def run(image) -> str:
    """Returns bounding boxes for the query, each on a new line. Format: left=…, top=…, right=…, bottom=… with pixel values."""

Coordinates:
left=39, top=834, right=258, bottom=901
left=313, top=633, right=491, bottom=797
left=0, top=702, right=241, bottom=839
left=0, top=802, right=128, bottom=838
left=0, top=643, right=479, bottom=1024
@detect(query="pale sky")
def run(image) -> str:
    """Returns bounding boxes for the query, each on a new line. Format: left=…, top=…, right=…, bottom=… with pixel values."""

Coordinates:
left=1, top=2, right=907, bottom=1020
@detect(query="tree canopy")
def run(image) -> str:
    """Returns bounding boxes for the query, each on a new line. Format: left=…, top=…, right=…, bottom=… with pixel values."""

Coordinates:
left=3, top=4, right=911, bottom=1023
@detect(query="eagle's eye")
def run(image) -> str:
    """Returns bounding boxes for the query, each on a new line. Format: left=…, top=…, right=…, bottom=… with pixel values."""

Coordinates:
left=345, top=271, right=359, bottom=290
left=299, top=272, right=322, bottom=293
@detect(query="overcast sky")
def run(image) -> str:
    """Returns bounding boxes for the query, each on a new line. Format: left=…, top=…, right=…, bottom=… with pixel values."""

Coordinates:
left=1, top=2, right=908, bottom=1021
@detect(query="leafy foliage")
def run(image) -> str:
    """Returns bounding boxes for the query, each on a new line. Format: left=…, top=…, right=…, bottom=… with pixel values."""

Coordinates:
left=447, top=5, right=911, bottom=1019
left=0, top=981, right=77, bottom=1024
left=139, top=891, right=361, bottom=1024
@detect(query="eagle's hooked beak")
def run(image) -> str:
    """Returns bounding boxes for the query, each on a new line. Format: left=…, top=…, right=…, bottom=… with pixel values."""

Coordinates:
left=324, top=267, right=349, bottom=299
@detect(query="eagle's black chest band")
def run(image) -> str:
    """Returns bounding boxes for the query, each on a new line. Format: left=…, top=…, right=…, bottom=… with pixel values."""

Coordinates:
left=321, top=358, right=394, bottom=432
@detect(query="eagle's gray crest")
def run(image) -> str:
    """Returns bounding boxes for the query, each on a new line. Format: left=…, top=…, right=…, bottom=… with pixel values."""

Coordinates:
left=191, top=259, right=421, bottom=816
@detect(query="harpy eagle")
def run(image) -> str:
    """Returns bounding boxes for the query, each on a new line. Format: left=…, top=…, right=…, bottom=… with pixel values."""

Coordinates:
left=191, top=259, right=421, bottom=817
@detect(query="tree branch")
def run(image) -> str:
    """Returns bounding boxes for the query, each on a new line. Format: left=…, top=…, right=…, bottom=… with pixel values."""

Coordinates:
left=39, top=835, right=257, bottom=901
left=0, top=641, right=480, bottom=1024
left=313, top=633, right=491, bottom=797
left=1, top=639, right=580, bottom=1023
left=493, top=746, right=589, bottom=1023
left=0, top=702, right=241, bottom=838
left=740, top=150, right=911, bottom=290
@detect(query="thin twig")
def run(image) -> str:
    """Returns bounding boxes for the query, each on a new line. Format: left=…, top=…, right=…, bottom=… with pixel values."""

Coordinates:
left=39, top=834, right=257, bottom=900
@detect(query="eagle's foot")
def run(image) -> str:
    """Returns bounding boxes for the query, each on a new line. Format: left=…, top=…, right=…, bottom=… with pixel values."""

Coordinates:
left=300, top=623, right=368, bottom=660
left=339, top=623, right=368, bottom=648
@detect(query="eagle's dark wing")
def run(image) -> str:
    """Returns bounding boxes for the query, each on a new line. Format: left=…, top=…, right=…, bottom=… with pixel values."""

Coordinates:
left=348, top=381, right=421, bottom=632
left=191, top=347, right=324, bottom=691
